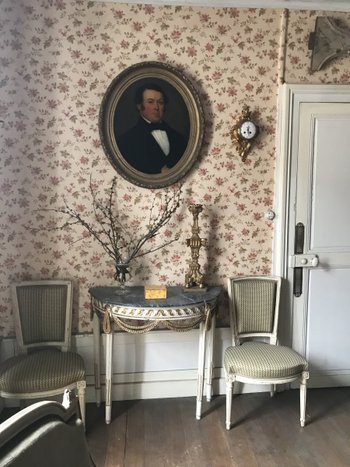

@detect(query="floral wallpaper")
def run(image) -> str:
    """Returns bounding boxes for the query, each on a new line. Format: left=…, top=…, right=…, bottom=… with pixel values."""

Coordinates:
left=1, top=1, right=350, bottom=336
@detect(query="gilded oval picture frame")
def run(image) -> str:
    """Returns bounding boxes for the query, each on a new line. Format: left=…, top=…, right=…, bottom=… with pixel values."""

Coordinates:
left=99, top=61, right=204, bottom=189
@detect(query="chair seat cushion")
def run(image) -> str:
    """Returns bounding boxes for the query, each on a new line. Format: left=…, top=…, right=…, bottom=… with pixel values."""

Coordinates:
left=0, top=349, right=85, bottom=394
left=224, top=342, right=308, bottom=379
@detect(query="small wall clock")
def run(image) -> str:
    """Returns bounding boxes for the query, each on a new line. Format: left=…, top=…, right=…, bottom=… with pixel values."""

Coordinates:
left=230, top=105, right=259, bottom=161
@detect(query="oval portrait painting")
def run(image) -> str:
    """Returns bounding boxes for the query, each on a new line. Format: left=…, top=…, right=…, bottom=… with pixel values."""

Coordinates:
left=99, top=62, right=204, bottom=189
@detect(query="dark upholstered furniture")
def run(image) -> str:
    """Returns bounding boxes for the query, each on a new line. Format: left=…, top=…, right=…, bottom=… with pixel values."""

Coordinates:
left=0, top=400, right=95, bottom=467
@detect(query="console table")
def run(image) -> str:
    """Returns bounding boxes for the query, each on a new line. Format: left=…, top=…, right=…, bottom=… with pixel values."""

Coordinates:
left=89, top=285, right=221, bottom=424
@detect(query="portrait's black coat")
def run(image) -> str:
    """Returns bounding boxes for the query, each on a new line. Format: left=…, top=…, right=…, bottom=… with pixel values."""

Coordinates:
left=117, top=118, right=188, bottom=174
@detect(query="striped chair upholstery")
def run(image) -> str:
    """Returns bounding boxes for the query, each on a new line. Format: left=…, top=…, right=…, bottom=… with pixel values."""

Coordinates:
left=0, top=281, right=86, bottom=425
left=224, top=276, right=309, bottom=430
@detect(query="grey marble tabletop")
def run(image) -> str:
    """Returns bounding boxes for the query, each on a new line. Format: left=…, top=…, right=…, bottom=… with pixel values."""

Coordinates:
left=89, top=285, right=221, bottom=308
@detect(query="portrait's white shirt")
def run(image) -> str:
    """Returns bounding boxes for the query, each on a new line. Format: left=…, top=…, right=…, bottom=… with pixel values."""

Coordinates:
left=151, top=130, right=170, bottom=156
left=143, top=117, right=170, bottom=156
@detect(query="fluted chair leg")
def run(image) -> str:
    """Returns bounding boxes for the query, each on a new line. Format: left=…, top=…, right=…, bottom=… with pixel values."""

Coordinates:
left=226, top=380, right=233, bottom=430
left=77, top=380, right=87, bottom=426
left=300, top=372, right=308, bottom=427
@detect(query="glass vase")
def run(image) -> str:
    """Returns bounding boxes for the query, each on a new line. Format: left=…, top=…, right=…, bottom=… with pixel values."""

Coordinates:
left=114, top=262, right=130, bottom=294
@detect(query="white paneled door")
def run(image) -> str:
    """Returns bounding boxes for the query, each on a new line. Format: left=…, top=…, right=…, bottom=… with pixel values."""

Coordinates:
left=277, top=86, right=350, bottom=388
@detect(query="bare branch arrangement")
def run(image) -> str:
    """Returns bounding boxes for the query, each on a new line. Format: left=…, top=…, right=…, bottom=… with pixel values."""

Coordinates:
left=41, top=177, right=182, bottom=271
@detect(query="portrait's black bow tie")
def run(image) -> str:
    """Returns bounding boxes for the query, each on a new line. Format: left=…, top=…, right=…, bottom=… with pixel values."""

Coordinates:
left=148, top=122, right=166, bottom=131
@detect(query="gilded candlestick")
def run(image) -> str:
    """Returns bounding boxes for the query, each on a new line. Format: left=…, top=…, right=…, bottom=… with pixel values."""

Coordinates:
left=184, top=204, right=207, bottom=291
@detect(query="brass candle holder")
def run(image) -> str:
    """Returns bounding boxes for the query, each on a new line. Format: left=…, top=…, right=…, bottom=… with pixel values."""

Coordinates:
left=184, top=204, right=207, bottom=291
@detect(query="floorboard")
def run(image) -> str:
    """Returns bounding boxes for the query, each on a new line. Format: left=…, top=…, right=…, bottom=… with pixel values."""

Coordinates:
left=84, top=387, right=350, bottom=467
left=2, top=387, right=350, bottom=466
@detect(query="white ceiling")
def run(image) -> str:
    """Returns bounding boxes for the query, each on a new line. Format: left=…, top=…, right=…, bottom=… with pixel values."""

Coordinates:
left=96, top=1, right=350, bottom=12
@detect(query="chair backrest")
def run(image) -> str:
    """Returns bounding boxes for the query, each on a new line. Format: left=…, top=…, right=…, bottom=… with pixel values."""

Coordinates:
left=227, top=275, right=281, bottom=346
left=11, top=280, right=73, bottom=353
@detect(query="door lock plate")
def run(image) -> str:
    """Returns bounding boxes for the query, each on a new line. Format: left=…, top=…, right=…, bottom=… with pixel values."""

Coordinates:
left=289, top=254, right=319, bottom=268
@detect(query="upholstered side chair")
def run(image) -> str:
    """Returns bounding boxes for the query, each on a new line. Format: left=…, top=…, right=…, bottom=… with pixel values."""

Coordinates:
left=224, top=275, right=309, bottom=430
left=0, top=280, right=86, bottom=424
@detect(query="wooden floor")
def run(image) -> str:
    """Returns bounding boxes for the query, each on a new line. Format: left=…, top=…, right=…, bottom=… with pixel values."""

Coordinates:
left=85, top=387, right=350, bottom=467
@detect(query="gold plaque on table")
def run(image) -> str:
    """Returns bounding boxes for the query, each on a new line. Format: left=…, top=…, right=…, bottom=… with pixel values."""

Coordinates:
left=144, top=285, right=167, bottom=299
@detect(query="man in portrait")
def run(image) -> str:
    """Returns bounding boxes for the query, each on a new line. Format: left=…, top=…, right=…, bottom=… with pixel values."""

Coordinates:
left=116, top=83, right=188, bottom=175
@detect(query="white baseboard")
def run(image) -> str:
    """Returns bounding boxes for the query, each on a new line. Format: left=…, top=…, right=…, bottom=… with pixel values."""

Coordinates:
left=308, top=371, right=350, bottom=388
left=2, top=330, right=349, bottom=412
left=0, top=328, right=276, bottom=409
left=1, top=329, right=230, bottom=407
left=80, top=328, right=232, bottom=403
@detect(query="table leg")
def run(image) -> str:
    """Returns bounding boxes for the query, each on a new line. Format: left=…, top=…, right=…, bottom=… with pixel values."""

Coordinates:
left=205, top=313, right=216, bottom=402
left=92, top=312, right=101, bottom=407
left=105, top=329, right=114, bottom=424
left=196, top=320, right=206, bottom=420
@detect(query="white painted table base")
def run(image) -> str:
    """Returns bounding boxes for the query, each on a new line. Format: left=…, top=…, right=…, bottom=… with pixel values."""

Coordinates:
left=90, top=286, right=220, bottom=424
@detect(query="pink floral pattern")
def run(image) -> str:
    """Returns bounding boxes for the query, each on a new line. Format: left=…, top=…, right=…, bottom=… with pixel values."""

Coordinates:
left=1, top=2, right=349, bottom=336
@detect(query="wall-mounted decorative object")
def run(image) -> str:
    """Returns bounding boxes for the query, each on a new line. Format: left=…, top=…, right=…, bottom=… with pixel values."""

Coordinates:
left=184, top=204, right=207, bottom=291
left=309, top=17, right=350, bottom=72
left=99, top=61, right=204, bottom=189
left=230, top=105, right=259, bottom=162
